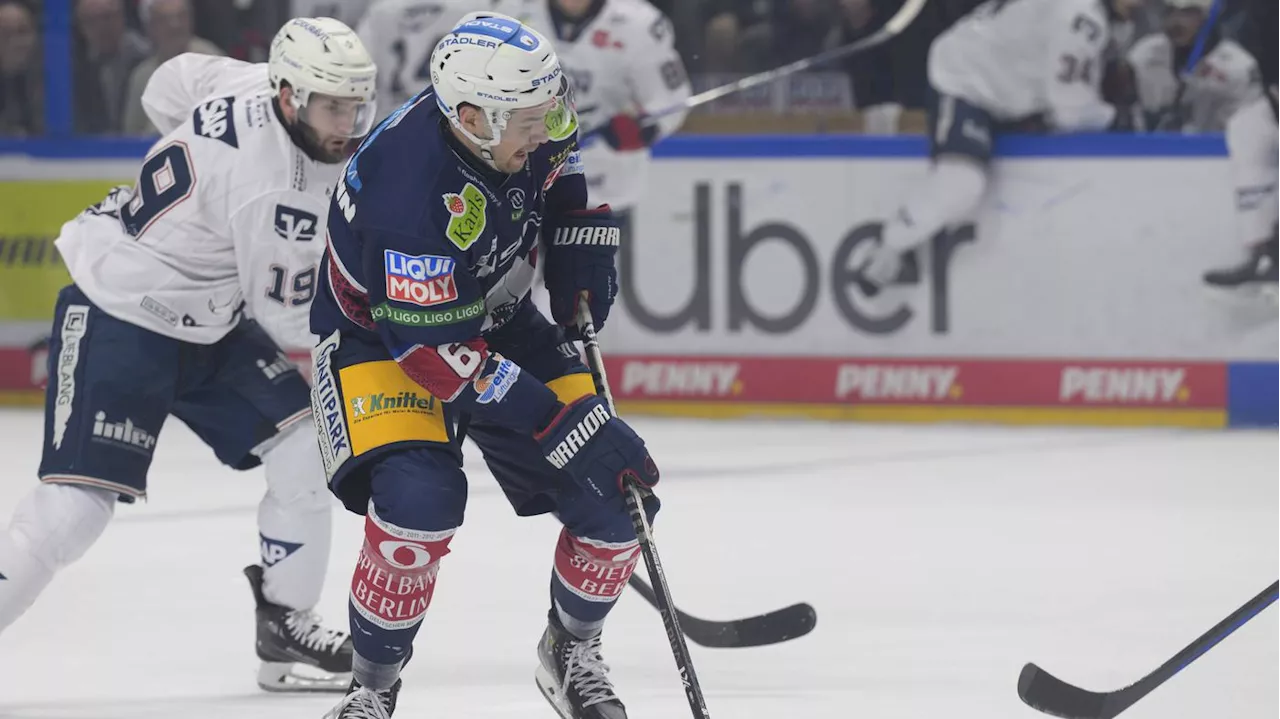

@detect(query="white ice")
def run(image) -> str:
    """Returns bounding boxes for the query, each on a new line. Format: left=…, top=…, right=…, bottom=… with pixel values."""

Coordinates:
left=0, top=407, right=1275, bottom=718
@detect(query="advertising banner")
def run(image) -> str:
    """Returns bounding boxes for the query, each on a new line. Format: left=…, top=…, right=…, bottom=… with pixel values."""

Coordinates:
left=0, top=137, right=1273, bottom=426
left=603, top=355, right=1228, bottom=427
left=611, top=155, right=1277, bottom=361
left=0, top=180, right=126, bottom=327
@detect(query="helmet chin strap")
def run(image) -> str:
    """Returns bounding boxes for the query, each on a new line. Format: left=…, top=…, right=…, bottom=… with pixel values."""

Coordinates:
left=451, top=108, right=509, bottom=170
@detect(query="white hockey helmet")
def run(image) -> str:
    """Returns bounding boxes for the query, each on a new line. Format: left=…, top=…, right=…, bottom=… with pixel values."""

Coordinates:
left=429, top=12, right=577, bottom=156
left=269, top=17, right=378, bottom=138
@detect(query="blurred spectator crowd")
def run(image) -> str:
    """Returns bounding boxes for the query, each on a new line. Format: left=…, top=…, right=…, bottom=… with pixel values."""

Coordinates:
left=0, top=0, right=1265, bottom=137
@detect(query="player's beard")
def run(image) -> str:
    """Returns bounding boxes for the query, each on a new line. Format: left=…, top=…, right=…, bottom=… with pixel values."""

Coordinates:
left=274, top=98, right=359, bottom=164
left=302, top=123, right=359, bottom=164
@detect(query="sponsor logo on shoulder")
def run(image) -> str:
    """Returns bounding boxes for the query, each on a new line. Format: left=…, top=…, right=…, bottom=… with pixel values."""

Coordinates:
left=193, top=96, right=238, bottom=148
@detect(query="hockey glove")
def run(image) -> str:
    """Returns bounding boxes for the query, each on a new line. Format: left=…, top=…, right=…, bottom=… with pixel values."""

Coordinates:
left=598, top=114, right=659, bottom=152
left=537, top=395, right=660, bottom=503
left=544, top=206, right=619, bottom=334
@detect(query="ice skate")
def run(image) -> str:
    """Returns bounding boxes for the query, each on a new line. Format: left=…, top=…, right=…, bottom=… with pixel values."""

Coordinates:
left=322, top=677, right=402, bottom=719
left=1203, top=232, right=1279, bottom=301
left=244, top=564, right=353, bottom=692
left=535, top=610, right=628, bottom=719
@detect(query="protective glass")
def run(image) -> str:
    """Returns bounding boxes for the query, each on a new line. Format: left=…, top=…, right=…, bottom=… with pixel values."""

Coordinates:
left=299, top=92, right=378, bottom=139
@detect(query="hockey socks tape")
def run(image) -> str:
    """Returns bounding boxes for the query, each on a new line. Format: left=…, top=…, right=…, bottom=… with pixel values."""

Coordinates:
left=552, top=529, right=640, bottom=604
left=350, top=504, right=455, bottom=631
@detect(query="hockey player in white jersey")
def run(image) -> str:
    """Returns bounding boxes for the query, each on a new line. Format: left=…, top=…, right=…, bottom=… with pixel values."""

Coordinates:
left=496, top=0, right=690, bottom=216
left=863, top=0, right=1141, bottom=289
left=357, top=0, right=495, bottom=122
left=0, top=18, right=378, bottom=692
left=1202, top=0, right=1276, bottom=294
left=1127, top=0, right=1261, bottom=132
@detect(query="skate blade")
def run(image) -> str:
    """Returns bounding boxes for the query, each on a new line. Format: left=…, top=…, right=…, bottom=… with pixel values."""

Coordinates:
left=1203, top=282, right=1280, bottom=308
left=257, top=661, right=352, bottom=693
left=535, top=665, right=574, bottom=719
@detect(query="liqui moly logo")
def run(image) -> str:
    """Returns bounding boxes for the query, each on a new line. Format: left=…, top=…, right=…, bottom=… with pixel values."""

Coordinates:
left=384, top=250, right=458, bottom=307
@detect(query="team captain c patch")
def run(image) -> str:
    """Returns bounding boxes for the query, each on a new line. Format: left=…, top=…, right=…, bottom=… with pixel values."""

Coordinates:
left=384, top=250, right=458, bottom=307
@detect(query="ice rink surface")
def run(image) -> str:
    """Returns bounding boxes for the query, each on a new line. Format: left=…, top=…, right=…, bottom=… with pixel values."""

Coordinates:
left=0, top=407, right=1274, bottom=719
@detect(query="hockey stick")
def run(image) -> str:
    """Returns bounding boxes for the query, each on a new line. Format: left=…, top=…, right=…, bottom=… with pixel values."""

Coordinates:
left=575, top=296, right=710, bottom=718
left=457, top=404, right=814, bottom=651
left=1017, top=579, right=1279, bottom=719
left=579, top=0, right=930, bottom=141
left=627, top=573, right=817, bottom=649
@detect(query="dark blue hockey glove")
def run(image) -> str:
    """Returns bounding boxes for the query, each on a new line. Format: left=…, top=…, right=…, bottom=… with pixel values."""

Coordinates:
left=536, top=395, right=659, bottom=502
left=544, top=206, right=619, bottom=335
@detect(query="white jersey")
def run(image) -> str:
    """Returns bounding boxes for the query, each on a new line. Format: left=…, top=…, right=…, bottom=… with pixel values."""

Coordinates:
left=55, top=54, right=342, bottom=351
left=495, top=0, right=691, bottom=209
left=1127, top=35, right=1261, bottom=132
left=929, top=0, right=1116, bottom=131
left=357, top=0, right=495, bottom=122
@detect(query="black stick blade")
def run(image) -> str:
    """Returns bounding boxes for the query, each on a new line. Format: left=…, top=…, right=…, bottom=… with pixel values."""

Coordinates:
left=627, top=574, right=817, bottom=648
left=1018, top=663, right=1116, bottom=719
left=678, top=602, right=818, bottom=649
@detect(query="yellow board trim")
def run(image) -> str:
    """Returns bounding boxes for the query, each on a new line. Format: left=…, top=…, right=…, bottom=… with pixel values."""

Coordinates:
left=0, top=391, right=43, bottom=407
left=614, top=400, right=1227, bottom=429
left=0, top=390, right=1227, bottom=428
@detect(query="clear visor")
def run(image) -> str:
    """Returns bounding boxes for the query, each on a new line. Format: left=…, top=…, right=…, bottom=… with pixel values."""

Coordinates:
left=490, top=76, right=576, bottom=146
left=298, top=92, right=378, bottom=139
left=543, top=76, right=578, bottom=142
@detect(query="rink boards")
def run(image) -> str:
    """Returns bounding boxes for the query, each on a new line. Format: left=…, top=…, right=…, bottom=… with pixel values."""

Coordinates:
left=0, top=134, right=1274, bottom=427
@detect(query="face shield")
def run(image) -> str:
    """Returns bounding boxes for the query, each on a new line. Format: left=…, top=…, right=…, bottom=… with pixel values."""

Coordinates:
left=484, top=74, right=577, bottom=148
left=297, top=91, right=378, bottom=139
left=543, top=75, right=578, bottom=142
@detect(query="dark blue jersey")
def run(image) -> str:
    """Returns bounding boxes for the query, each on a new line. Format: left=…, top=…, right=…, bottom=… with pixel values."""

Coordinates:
left=313, top=89, right=589, bottom=434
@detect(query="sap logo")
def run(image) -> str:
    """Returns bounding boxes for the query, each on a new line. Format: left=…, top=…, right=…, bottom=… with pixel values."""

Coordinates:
left=273, top=205, right=318, bottom=242
left=193, top=96, right=238, bottom=148
left=260, top=534, right=304, bottom=567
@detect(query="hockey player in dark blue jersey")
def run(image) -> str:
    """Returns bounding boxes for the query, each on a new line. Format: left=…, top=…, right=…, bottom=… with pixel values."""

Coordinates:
left=312, top=12, right=658, bottom=719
